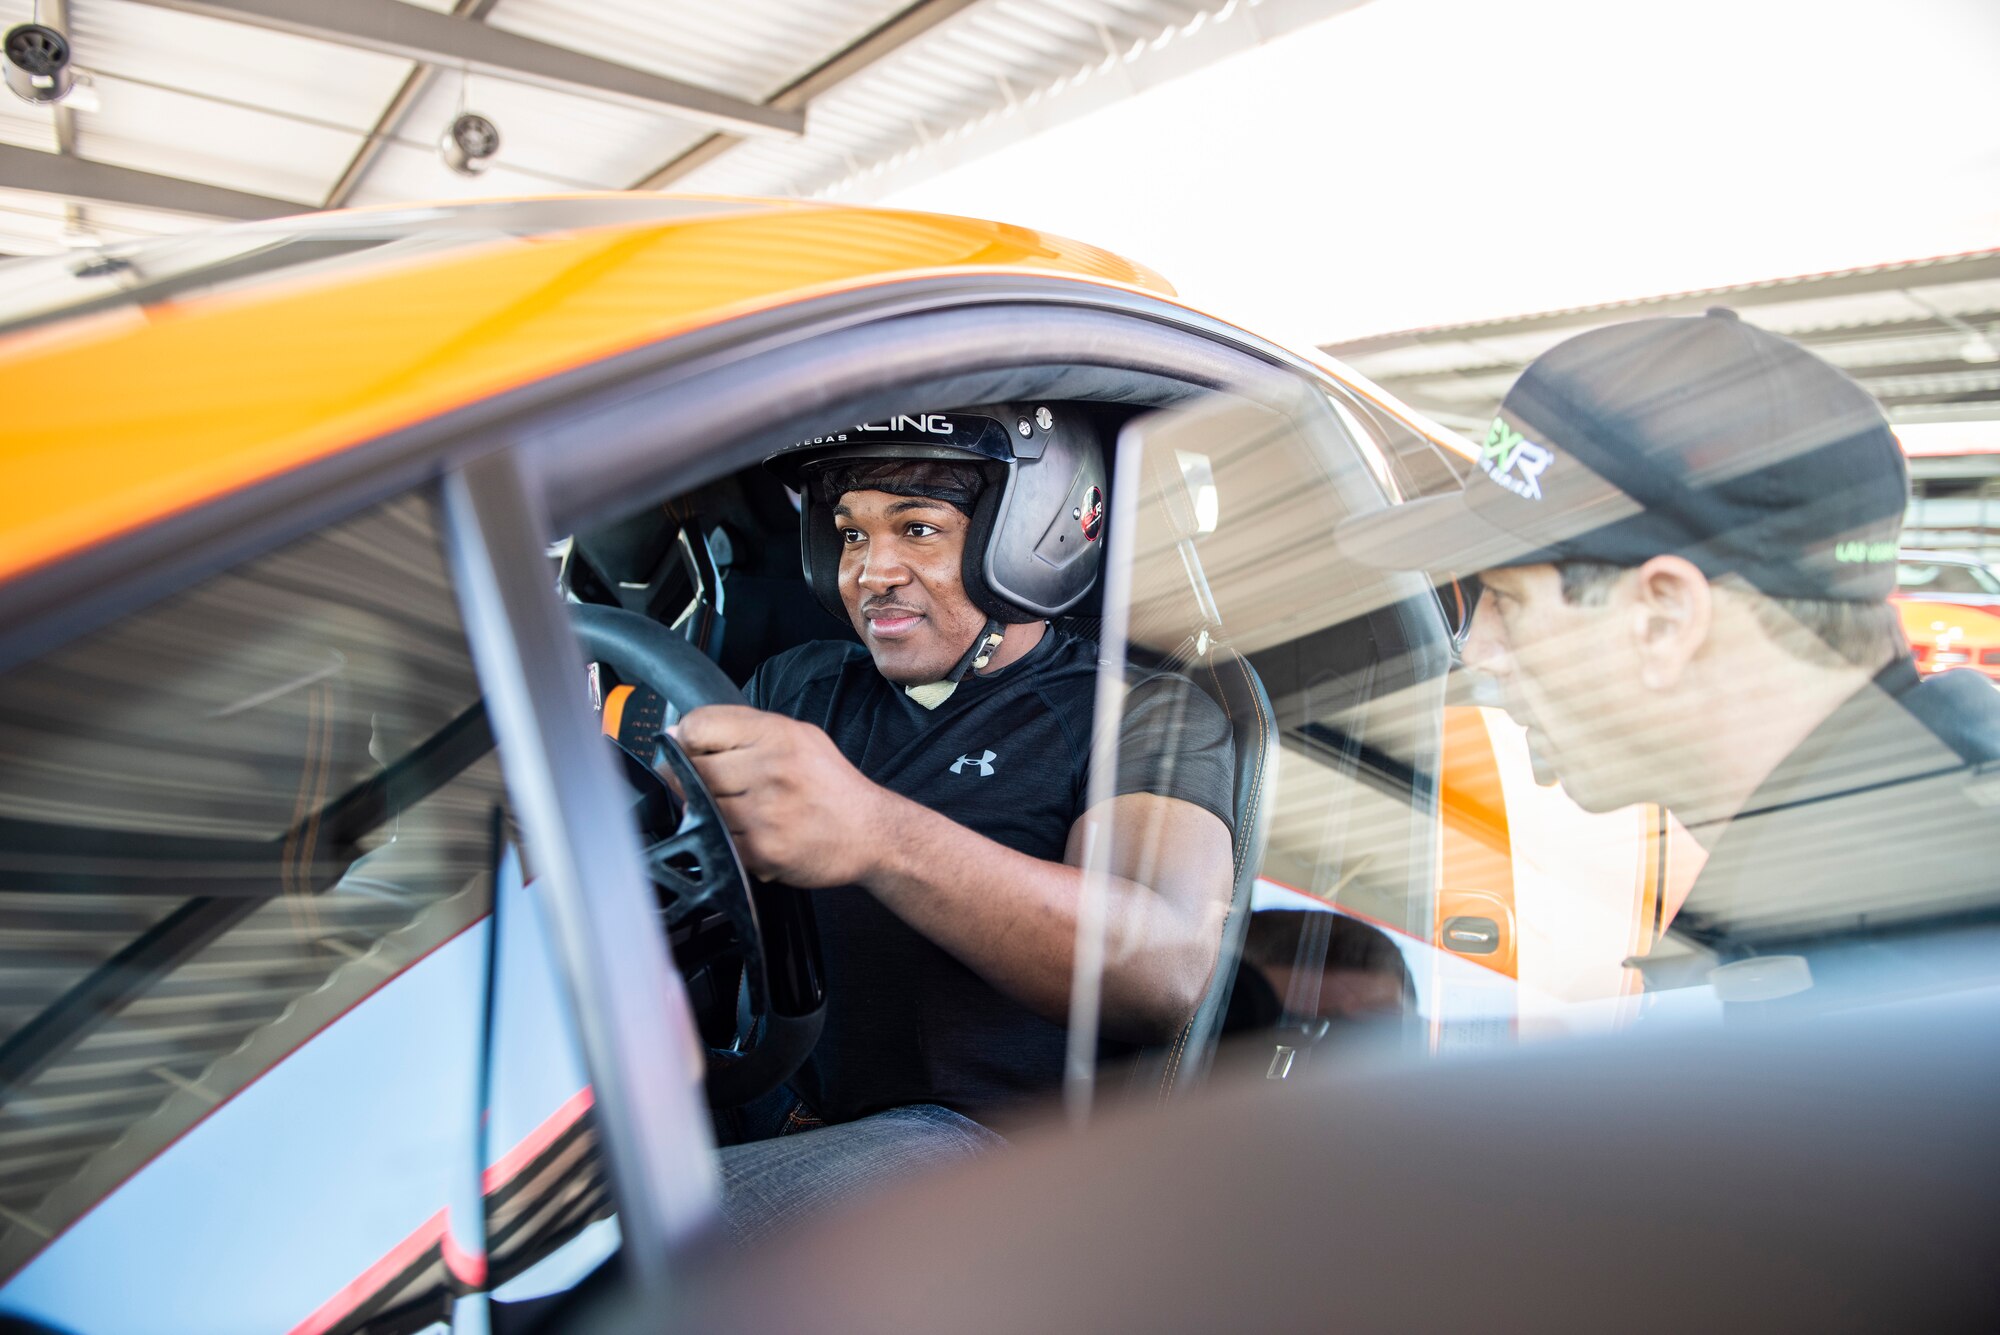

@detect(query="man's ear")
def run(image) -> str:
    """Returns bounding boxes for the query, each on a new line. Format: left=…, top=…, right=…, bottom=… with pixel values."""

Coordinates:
left=1628, top=555, right=1712, bottom=691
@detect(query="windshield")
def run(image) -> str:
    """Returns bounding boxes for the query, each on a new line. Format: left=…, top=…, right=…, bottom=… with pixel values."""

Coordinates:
left=1898, top=558, right=2000, bottom=595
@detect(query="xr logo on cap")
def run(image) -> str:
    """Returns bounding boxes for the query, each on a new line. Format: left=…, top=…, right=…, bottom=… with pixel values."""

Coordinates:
left=950, top=750, right=996, bottom=777
left=1480, top=419, right=1554, bottom=501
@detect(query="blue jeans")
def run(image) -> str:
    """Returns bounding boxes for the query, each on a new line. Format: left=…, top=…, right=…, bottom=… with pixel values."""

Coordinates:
left=717, top=1102, right=1005, bottom=1246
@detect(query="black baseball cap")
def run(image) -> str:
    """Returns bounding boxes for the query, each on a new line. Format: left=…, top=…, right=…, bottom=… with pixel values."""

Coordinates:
left=1336, top=310, right=1909, bottom=601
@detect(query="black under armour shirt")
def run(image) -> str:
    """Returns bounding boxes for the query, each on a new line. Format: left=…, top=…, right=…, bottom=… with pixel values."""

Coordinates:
left=746, top=627, right=1235, bottom=1125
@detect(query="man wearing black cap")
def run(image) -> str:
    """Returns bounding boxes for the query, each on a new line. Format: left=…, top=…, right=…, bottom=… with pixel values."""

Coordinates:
left=1338, top=310, right=2000, bottom=1002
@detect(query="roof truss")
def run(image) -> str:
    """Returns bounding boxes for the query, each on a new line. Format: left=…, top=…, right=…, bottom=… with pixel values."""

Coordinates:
left=635, top=0, right=980, bottom=189
left=0, top=143, right=299, bottom=221
left=121, top=0, right=806, bottom=138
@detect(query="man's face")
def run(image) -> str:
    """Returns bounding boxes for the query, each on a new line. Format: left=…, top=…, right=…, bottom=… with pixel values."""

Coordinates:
left=1458, top=563, right=1649, bottom=813
left=834, top=489, right=986, bottom=684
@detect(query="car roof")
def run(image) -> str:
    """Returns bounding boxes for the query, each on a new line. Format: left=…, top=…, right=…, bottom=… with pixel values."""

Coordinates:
left=0, top=193, right=1174, bottom=590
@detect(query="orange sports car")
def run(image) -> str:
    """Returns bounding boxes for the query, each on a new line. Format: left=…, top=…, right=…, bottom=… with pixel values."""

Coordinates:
left=1899, top=598, right=2000, bottom=680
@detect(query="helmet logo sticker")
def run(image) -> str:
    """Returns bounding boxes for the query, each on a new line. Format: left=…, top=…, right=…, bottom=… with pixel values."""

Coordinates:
left=1079, top=486, right=1105, bottom=542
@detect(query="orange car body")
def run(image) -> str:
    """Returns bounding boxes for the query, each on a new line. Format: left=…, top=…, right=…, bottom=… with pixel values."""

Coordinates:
left=1899, top=599, right=2000, bottom=680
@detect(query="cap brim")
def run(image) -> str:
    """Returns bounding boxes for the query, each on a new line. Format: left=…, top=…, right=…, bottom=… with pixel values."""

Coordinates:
left=1334, top=491, right=1565, bottom=575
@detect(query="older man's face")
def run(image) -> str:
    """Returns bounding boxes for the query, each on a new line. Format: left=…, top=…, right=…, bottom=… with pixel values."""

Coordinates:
left=1458, top=564, right=1649, bottom=813
left=833, top=489, right=986, bottom=684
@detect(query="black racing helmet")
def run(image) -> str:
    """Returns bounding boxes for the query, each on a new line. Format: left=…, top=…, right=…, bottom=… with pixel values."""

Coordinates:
left=766, top=405, right=1107, bottom=626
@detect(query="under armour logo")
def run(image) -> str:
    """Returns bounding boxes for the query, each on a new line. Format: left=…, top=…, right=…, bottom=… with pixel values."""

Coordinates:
left=950, top=750, right=996, bottom=777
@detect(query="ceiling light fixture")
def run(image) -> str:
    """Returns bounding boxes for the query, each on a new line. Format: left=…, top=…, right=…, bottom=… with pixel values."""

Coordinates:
left=440, top=111, right=501, bottom=175
left=3, top=22, right=74, bottom=105
left=439, top=67, right=499, bottom=176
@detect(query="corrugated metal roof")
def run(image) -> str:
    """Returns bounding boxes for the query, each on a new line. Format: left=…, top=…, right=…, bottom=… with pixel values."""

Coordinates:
left=674, top=0, right=1190, bottom=196
left=490, top=0, right=916, bottom=103
left=67, top=2, right=412, bottom=132
left=0, top=72, right=58, bottom=154
left=1325, top=249, right=2000, bottom=429
left=674, top=0, right=1367, bottom=200
left=0, top=1, right=1358, bottom=255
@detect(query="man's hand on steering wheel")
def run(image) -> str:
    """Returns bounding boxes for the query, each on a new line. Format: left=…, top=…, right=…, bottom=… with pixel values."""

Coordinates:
left=673, top=705, right=889, bottom=889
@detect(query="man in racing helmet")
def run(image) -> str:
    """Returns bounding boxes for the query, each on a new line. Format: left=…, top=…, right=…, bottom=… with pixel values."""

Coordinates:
left=673, top=405, right=1237, bottom=1244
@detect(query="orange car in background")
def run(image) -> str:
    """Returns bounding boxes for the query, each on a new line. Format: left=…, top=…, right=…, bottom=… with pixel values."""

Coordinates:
left=1898, top=598, right=2000, bottom=681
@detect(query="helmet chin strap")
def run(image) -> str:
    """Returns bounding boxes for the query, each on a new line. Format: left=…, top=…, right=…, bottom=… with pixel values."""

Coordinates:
left=905, top=618, right=1006, bottom=710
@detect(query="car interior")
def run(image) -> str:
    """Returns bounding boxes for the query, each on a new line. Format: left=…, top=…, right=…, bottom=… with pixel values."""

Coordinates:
left=549, top=380, right=1456, bottom=1118
left=556, top=399, right=1262, bottom=1109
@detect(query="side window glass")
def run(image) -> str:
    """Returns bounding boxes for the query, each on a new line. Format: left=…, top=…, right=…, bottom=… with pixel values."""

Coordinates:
left=1071, top=387, right=1447, bottom=1108
left=0, top=494, right=602, bottom=1334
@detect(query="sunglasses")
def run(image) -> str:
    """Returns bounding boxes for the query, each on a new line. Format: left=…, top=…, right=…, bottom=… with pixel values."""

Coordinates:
left=1436, top=574, right=1484, bottom=650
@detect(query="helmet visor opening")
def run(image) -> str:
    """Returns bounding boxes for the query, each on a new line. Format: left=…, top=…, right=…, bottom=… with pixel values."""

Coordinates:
left=804, top=456, right=991, bottom=515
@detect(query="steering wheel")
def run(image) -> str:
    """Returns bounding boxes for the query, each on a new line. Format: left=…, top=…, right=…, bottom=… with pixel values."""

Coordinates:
left=568, top=603, right=824, bottom=1108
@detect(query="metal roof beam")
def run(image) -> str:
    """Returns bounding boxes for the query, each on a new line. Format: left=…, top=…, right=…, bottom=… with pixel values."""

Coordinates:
left=0, top=144, right=299, bottom=222
left=634, top=0, right=980, bottom=190
left=122, top=0, right=805, bottom=138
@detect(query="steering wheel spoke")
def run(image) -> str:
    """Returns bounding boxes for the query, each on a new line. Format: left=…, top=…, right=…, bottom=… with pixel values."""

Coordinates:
left=638, top=740, right=750, bottom=924
left=640, top=825, right=715, bottom=909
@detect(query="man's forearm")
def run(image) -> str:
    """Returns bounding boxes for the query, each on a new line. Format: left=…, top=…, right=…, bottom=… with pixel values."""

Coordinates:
left=859, top=788, right=1213, bottom=1040
left=673, top=703, right=1230, bottom=1040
